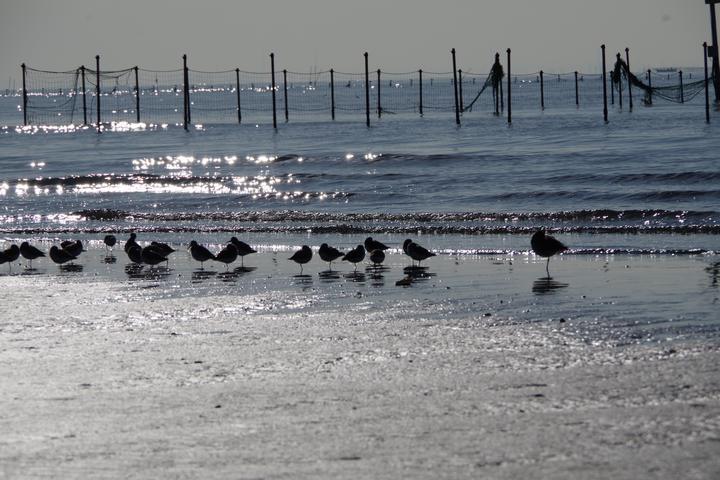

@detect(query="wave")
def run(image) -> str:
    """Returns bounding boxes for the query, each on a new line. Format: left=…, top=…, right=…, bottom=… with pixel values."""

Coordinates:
left=547, top=171, right=720, bottom=185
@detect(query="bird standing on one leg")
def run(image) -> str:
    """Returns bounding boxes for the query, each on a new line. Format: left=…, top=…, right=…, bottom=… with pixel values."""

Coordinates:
left=531, top=229, right=568, bottom=277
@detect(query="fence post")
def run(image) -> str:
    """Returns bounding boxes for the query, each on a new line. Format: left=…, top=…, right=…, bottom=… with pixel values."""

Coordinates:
left=625, top=47, right=633, bottom=111
left=616, top=53, right=623, bottom=109
left=602, top=45, right=608, bottom=123
left=458, top=69, right=464, bottom=112
left=540, top=70, right=544, bottom=109
left=134, top=66, right=140, bottom=122
left=330, top=68, right=335, bottom=120
left=364, top=52, right=370, bottom=127
left=574, top=71, right=579, bottom=106
left=377, top=69, right=381, bottom=118
left=270, top=53, right=277, bottom=129
left=705, top=42, right=711, bottom=123
left=95, top=55, right=101, bottom=133
left=183, top=54, right=188, bottom=131
left=235, top=68, right=241, bottom=124
left=451, top=48, right=460, bottom=125
left=419, top=69, right=423, bottom=116
left=647, top=69, right=652, bottom=105
left=283, top=69, right=289, bottom=122
left=506, top=48, right=512, bottom=124
left=679, top=70, right=684, bottom=103
left=21, top=63, right=27, bottom=125
left=81, top=65, right=87, bottom=125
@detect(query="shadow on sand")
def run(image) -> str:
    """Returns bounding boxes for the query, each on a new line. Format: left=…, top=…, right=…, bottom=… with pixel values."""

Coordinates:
left=532, top=277, right=569, bottom=295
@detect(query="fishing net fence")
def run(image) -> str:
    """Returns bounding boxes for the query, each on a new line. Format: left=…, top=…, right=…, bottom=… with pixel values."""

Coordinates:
left=12, top=56, right=713, bottom=127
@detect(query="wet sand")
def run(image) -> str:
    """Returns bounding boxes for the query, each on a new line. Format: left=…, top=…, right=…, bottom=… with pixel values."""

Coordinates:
left=1, top=246, right=719, bottom=478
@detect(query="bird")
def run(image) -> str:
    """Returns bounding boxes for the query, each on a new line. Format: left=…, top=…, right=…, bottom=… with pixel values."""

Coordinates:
left=61, top=240, right=84, bottom=258
left=189, top=241, right=215, bottom=269
left=20, top=241, right=45, bottom=268
left=103, top=234, right=117, bottom=252
left=319, top=243, right=344, bottom=270
left=124, top=233, right=139, bottom=253
left=150, top=241, right=176, bottom=257
left=364, top=237, right=389, bottom=252
left=230, top=237, right=257, bottom=267
left=140, top=246, right=167, bottom=267
left=531, top=229, right=568, bottom=277
left=49, top=246, right=77, bottom=265
left=369, top=249, right=385, bottom=266
left=214, top=244, right=238, bottom=269
left=342, top=245, right=366, bottom=270
left=126, top=244, right=144, bottom=265
left=288, top=245, right=312, bottom=274
left=0, top=244, right=20, bottom=271
left=403, top=239, right=436, bottom=266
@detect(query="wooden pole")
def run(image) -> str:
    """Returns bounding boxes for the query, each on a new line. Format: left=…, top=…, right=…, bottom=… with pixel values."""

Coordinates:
left=364, top=52, right=370, bottom=127
left=705, top=42, right=711, bottom=123
left=679, top=70, right=684, bottom=104
left=377, top=69, right=381, bottom=118
left=270, top=53, right=277, bottom=129
left=283, top=69, right=288, bottom=122
left=647, top=69, right=652, bottom=105
left=506, top=48, right=512, bottom=124
left=95, top=55, right=101, bottom=133
left=419, top=69, right=423, bottom=116
left=602, top=45, right=608, bottom=123
left=616, top=53, right=623, bottom=109
left=625, top=48, right=633, bottom=111
left=330, top=68, right=335, bottom=120
left=183, top=54, right=188, bottom=131
left=21, top=63, right=27, bottom=125
left=134, top=66, right=140, bottom=122
left=236, top=68, right=241, bottom=124
left=451, top=48, right=460, bottom=125
left=540, top=70, right=544, bottom=109
left=574, top=71, right=579, bottom=106
left=81, top=65, right=87, bottom=125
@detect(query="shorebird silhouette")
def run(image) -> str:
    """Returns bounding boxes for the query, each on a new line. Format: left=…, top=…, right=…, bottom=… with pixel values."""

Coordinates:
left=289, top=245, right=312, bottom=274
left=403, top=239, right=435, bottom=266
left=140, top=246, right=167, bottom=267
left=124, top=233, right=139, bottom=253
left=0, top=244, right=20, bottom=272
left=369, top=249, right=386, bottom=266
left=103, top=234, right=117, bottom=252
left=61, top=240, right=84, bottom=258
left=214, top=244, right=238, bottom=270
left=342, top=245, right=366, bottom=271
left=531, top=229, right=568, bottom=277
left=126, top=244, right=144, bottom=265
left=49, top=246, right=77, bottom=266
left=189, top=241, right=215, bottom=269
left=364, top=237, right=389, bottom=252
left=150, top=241, right=176, bottom=257
left=319, top=243, right=344, bottom=270
left=230, top=237, right=257, bottom=267
left=20, top=242, right=45, bottom=268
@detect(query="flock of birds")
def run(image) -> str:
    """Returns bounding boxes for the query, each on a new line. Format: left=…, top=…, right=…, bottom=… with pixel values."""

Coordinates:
left=0, top=230, right=568, bottom=277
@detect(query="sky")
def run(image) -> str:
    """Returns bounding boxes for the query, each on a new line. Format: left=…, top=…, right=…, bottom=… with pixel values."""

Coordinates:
left=0, top=0, right=712, bottom=88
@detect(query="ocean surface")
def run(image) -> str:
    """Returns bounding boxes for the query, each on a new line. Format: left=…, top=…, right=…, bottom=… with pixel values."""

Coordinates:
left=1, top=89, right=719, bottom=344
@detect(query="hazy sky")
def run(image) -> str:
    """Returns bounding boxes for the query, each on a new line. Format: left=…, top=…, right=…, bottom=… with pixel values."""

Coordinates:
left=0, top=0, right=711, bottom=86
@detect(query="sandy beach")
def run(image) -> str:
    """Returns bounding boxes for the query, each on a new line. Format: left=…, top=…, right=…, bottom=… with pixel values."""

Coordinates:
left=1, top=244, right=719, bottom=479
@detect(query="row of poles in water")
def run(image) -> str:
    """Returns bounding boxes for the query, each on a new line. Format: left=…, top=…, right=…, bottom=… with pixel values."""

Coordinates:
left=20, top=44, right=717, bottom=131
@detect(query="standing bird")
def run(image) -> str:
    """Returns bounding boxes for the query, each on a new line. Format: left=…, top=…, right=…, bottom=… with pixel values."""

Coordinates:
left=342, top=245, right=366, bottom=271
left=531, top=229, right=568, bottom=277
left=126, top=244, right=144, bottom=265
left=189, top=241, right=215, bottom=269
left=364, top=237, right=389, bottom=253
left=319, top=243, right=344, bottom=270
left=403, top=239, right=436, bottom=266
left=124, top=233, right=139, bottom=253
left=150, top=241, right=176, bottom=257
left=103, top=234, right=117, bottom=252
left=288, top=245, right=312, bottom=274
left=230, top=237, right=257, bottom=267
left=61, top=240, right=84, bottom=258
left=0, top=244, right=20, bottom=272
left=369, top=249, right=386, bottom=266
left=20, top=241, right=45, bottom=268
left=49, top=246, right=77, bottom=266
left=214, top=244, right=238, bottom=269
left=140, top=246, right=167, bottom=267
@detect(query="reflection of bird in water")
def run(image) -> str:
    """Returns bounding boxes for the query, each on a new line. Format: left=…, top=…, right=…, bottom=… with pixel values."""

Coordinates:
left=403, top=239, right=436, bottom=266
left=532, top=277, right=569, bottom=295
left=104, top=234, right=117, bottom=252
left=369, top=249, right=385, bottom=266
left=0, top=244, right=20, bottom=271
left=230, top=237, right=257, bottom=267
left=342, top=245, right=366, bottom=270
left=364, top=237, right=389, bottom=252
left=289, top=245, right=312, bottom=274
left=50, top=246, right=77, bottom=266
left=214, top=244, right=238, bottom=269
left=319, top=243, right=344, bottom=270
left=189, top=241, right=215, bottom=269
left=20, top=242, right=45, bottom=268
left=531, top=229, right=568, bottom=277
